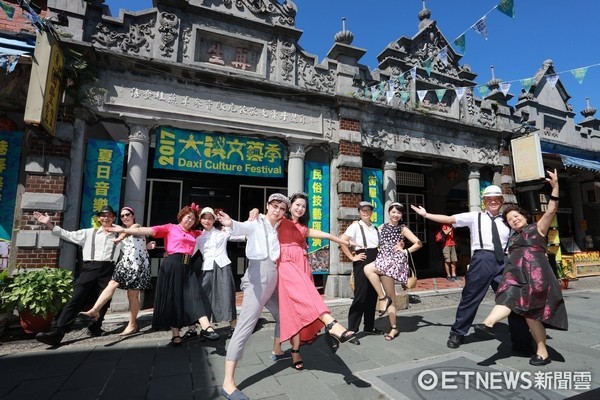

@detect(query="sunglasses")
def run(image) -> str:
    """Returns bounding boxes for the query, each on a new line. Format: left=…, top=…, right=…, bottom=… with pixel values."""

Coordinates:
left=120, top=212, right=132, bottom=218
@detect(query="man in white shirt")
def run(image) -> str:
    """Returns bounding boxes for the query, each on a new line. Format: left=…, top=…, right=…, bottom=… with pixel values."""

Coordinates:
left=32, top=205, right=122, bottom=346
left=411, top=185, right=532, bottom=353
left=217, top=193, right=290, bottom=400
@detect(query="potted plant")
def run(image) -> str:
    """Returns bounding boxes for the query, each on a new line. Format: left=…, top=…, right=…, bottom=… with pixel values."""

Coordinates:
left=0, top=267, right=73, bottom=333
left=556, top=260, right=574, bottom=290
left=0, top=269, right=14, bottom=330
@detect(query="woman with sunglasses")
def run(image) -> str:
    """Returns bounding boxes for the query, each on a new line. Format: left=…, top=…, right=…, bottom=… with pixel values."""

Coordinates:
left=80, top=207, right=154, bottom=335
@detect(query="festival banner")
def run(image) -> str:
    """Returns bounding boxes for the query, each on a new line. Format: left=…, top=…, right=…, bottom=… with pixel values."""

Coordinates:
left=305, top=161, right=330, bottom=255
left=154, top=127, right=284, bottom=178
left=362, top=168, right=383, bottom=226
left=80, top=139, right=125, bottom=228
left=0, top=131, right=23, bottom=241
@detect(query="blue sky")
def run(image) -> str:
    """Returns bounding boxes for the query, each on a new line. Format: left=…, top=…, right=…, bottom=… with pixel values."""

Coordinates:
left=104, top=1, right=600, bottom=122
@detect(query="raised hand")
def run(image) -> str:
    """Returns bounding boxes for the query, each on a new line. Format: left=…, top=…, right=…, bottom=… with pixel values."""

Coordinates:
left=33, top=211, right=50, bottom=225
left=217, top=211, right=233, bottom=227
left=410, top=205, right=427, bottom=217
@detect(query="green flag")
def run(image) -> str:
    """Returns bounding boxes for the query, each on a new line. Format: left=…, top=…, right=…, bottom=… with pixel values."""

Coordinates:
left=520, top=77, right=535, bottom=93
left=454, top=34, right=466, bottom=54
left=571, top=67, right=588, bottom=84
left=497, top=0, right=515, bottom=18
left=0, top=0, right=15, bottom=19
left=477, top=85, right=490, bottom=98
left=435, top=89, right=447, bottom=102
left=422, top=58, right=432, bottom=76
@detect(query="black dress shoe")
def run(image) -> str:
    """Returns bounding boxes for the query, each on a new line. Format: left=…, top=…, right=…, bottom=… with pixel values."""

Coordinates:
left=363, top=328, right=385, bottom=335
left=200, top=327, right=220, bottom=340
left=473, top=324, right=495, bottom=338
left=447, top=333, right=463, bottom=349
left=35, top=328, right=64, bottom=346
left=529, top=354, right=551, bottom=366
left=88, top=326, right=106, bottom=337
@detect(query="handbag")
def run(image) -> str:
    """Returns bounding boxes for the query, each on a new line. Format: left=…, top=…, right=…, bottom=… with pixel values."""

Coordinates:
left=405, top=251, right=418, bottom=289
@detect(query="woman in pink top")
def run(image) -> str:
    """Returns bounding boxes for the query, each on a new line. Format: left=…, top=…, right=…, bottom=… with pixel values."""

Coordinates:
left=110, top=205, right=219, bottom=346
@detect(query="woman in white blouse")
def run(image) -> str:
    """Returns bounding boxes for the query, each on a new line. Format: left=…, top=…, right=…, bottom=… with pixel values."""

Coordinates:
left=185, top=207, right=244, bottom=338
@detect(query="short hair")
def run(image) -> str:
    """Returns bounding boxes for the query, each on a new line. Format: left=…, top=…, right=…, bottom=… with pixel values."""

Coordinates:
left=502, top=205, right=530, bottom=226
left=177, top=206, right=198, bottom=225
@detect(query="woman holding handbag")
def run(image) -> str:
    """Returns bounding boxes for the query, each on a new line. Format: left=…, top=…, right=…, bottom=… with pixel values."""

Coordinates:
left=364, top=202, right=422, bottom=341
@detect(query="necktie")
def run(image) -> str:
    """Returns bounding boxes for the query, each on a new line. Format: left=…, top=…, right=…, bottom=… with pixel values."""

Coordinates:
left=490, top=215, right=504, bottom=262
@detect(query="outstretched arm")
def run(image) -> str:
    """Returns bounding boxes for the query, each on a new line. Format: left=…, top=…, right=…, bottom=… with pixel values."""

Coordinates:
left=307, top=228, right=360, bottom=248
left=109, top=225, right=155, bottom=237
left=537, top=169, right=559, bottom=236
left=410, top=205, right=456, bottom=225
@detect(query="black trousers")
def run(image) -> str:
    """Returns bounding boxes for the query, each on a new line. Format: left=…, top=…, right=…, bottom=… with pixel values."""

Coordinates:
left=347, top=248, right=378, bottom=332
left=451, top=250, right=532, bottom=346
left=53, top=261, right=115, bottom=331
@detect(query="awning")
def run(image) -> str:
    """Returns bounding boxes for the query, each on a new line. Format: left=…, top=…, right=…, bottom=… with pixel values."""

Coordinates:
left=560, top=154, right=600, bottom=173
left=0, top=36, right=35, bottom=56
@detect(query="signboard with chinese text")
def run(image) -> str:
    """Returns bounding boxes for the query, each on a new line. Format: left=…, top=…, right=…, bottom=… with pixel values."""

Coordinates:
left=362, top=168, right=383, bottom=226
left=306, top=161, right=330, bottom=274
left=0, top=131, right=23, bottom=240
left=24, top=31, right=64, bottom=137
left=153, top=127, right=283, bottom=178
left=80, top=139, right=125, bottom=228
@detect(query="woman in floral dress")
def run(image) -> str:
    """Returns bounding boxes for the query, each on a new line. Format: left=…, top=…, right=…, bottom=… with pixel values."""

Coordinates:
left=474, top=169, right=568, bottom=366
left=364, top=202, right=422, bottom=341
left=80, top=207, right=154, bottom=335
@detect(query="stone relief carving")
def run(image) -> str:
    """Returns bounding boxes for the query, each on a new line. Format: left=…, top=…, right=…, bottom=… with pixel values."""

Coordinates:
left=129, top=126, right=151, bottom=142
left=477, top=147, right=496, bottom=163
left=280, top=40, right=295, bottom=82
left=323, top=109, right=335, bottom=140
left=158, top=12, right=179, bottom=57
left=92, top=19, right=155, bottom=54
left=297, top=54, right=335, bottom=93
left=478, top=109, right=494, bottom=128
left=363, top=129, right=397, bottom=150
left=407, top=29, right=460, bottom=78
left=182, top=26, right=192, bottom=59
left=223, top=0, right=297, bottom=27
left=267, top=40, right=277, bottom=75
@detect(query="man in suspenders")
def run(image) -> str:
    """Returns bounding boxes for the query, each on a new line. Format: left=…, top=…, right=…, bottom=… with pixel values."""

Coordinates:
left=33, top=205, right=122, bottom=346
left=411, top=186, right=533, bottom=354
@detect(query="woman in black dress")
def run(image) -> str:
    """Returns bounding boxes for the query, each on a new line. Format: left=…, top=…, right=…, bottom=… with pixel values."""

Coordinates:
left=474, top=169, right=568, bottom=366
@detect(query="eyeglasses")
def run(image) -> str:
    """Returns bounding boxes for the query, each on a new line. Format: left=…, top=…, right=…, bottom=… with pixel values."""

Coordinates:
left=120, top=213, right=132, bottom=218
left=359, top=208, right=373, bottom=213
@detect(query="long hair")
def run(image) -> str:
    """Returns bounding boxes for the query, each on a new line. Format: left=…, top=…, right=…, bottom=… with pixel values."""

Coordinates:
left=287, top=192, right=310, bottom=226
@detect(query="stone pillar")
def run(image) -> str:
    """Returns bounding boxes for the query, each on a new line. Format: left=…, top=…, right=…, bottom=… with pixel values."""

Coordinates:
left=59, top=117, right=86, bottom=271
left=287, top=142, right=305, bottom=195
left=468, top=164, right=482, bottom=212
left=569, top=180, right=585, bottom=248
left=383, top=153, right=397, bottom=223
left=124, top=125, right=150, bottom=222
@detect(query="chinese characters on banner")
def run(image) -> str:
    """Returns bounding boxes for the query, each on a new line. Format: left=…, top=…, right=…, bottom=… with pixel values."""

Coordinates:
left=80, top=139, right=125, bottom=228
left=305, top=161, right=330, bottom=274
left=153, top=127, right=284, bottom=178
left=0, top=131, right=23, bottom=241
left=362, top=168, right=383, bottom=226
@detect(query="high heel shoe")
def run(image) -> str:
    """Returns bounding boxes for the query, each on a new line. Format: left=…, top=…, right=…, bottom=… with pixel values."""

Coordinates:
left=290, top=349, right=304, bottom=370
left=324, top=319, right=355, bottom=353
left=377, top=295, right=393, bottom=317
left=79, top=309, right=100, bottom=322
left=384, top=326, right=399, bottom=341
left=200, top=326, right=220, bottom=341
left=170, top=335, right=182, bottom=347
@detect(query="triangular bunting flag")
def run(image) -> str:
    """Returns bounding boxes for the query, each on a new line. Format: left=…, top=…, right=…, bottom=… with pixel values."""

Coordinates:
left=422, top=58, right=432, bottom=76
left=410, top=67, right=417, bottom=79
left=455, top=87, right=466, bottom=100
left=371, top=85, right=381, bottom=101
left=386, top=90, right=395, bottom=104
left=496, top=0, right=515, bottom=18
left=454, top=34, right=466, bottom=54
left=438, top=47, right=448, bottom=66
left=520, top=77, right=535, bottom=93
left=435, top=89, right=446, bottom=102
left=388, top=79, right=396, bottom=91
left=379, top=82, right=386, bottom=92
left=546, top=74, right=559, bottom=88
left=477, top=85, right=490, bottom=98
left=417, top=90, right=428, bottom=102
left=0, top=0, right=15, bottom=19
left=499, top=82, right=511, bottom=96
left=571, top=67, right=588, bottom=84
left=400, top=91, right=410, bottom=104
left=473, top=16, right=488, bottom=40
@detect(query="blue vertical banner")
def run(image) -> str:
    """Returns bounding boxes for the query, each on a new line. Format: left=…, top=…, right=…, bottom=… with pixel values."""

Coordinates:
left=305, top=161, right=330, bottom=254
left=0, top=131, right=23, bottom=241
left=80, top=139, right=125, bottom=228
left=362, top=168, right=383, bottom=225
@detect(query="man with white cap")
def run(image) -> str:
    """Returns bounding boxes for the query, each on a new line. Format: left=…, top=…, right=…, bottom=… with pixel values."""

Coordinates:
left=217, top=193, right=290, bottom=400
left=411, top=185, right=532, bottom=353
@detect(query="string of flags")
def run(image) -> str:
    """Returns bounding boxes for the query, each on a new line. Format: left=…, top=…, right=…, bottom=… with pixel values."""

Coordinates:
left=356, top=0, right=599, bottom=106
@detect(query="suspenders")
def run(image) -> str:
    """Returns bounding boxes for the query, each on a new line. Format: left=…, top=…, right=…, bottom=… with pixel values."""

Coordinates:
left=90, top=229, right=116, bottom=261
